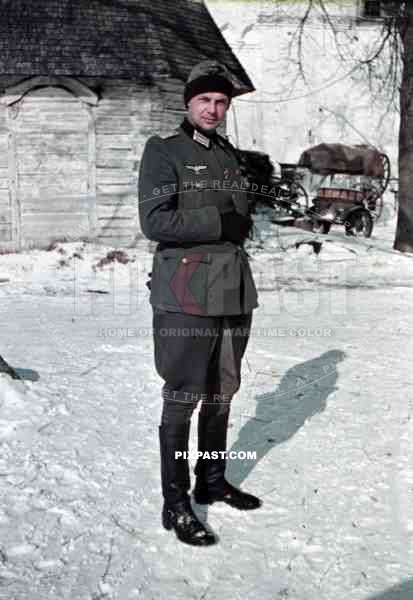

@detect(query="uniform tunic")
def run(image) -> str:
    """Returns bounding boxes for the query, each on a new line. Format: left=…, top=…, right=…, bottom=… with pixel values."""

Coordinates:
left=138, top=120, right=258, bottom=316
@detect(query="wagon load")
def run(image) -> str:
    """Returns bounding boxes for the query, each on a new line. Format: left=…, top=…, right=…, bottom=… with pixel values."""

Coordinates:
left=298, top=143, right=385, bottom=177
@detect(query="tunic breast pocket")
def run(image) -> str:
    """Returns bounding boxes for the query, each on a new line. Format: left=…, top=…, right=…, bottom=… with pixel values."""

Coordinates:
left=179, top=172, right=233, bottom=214
left=180, top=169, right=210, bottom=209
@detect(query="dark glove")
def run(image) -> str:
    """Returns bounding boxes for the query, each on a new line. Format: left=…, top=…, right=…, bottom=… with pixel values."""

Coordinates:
left=220, top=211, right=253, bottom=244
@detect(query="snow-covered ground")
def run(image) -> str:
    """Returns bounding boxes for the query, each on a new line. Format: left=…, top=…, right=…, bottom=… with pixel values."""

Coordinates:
left=1, top=213, right=413, bottom=600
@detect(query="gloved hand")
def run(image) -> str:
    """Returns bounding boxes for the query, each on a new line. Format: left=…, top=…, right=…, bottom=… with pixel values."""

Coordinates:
left=220, top=211, right=253, bottom=244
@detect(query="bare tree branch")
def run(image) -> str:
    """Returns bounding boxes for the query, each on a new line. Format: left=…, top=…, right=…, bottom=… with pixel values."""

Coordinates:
left=317, top=0, right=347, bottom=63
left=287, top=0, right=314, bottom=83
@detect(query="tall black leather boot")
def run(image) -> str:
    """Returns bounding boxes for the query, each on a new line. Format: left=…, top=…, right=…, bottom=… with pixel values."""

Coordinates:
left=159, top=424, right=217, bottom=546
left=159, top=422, right=190, bottom=506
left=193, top=402, right=262, bottom=511
left=194, top=402, right=229, bottom=489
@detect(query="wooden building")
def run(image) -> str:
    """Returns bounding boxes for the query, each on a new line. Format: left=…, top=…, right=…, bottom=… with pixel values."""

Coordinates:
left=0, top=0, right=254, bottom=249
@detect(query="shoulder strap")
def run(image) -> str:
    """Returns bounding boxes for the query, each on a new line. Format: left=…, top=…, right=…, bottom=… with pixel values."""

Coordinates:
left=159, top=129, right=180, bottom=140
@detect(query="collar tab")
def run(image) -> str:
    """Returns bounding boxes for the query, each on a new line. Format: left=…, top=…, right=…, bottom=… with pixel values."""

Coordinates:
left=193, top=129, right=210, bottom=148
left=181, top=118, right=216, bottom=148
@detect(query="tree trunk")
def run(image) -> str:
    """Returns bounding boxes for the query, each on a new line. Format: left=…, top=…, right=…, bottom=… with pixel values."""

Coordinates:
left=394, top=5, right=413, bottom=252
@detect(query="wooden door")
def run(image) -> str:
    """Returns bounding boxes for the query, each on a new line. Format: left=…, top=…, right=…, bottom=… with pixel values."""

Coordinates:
left=9, top=86, right=96, bottom=248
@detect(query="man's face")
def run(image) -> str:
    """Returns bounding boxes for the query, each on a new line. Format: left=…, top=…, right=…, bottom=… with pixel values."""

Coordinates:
left=187, top=92, right=230, bottom=132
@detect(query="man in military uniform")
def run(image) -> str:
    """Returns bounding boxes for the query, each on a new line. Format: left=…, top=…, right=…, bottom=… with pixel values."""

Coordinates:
left=139, top=61, right=262, bottom=547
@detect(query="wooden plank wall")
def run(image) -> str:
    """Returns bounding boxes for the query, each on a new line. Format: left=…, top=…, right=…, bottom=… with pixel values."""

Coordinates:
left=0, top=103, right=12, bottom=243
left=150, top=78, right=185, bottom=141
left=94, top=83, right=147, bottom=247
left=13, top=86, right=93, bottom=249
left=93, top=81, right=183, bottom=247
left=0, top=78, right=184, bottom=249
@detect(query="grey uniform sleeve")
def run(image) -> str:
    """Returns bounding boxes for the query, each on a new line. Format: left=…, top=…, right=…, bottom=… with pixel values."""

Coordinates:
left=138, top=136, right=222, bottom=243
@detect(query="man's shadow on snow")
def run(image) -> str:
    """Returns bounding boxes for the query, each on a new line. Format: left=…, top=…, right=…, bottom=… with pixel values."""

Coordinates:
left=0, top=354, right=39, bottom=382
left=226, top=349, right=346, bottom=487
left=365, top=579, right=413, bottom=600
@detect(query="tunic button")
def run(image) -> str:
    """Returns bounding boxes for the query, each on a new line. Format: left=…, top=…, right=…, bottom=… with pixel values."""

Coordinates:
left=182, top=257, right=188, bottom=264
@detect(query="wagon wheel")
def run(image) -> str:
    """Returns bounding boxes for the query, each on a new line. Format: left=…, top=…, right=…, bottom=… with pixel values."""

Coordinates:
left=281, top=180, right=309, bottom=213
left=345, top=208, right=373, bottom=238
left=365, top=153, right=391, bottom=219
left=363, top=186, right=384, bottom=219
left=378, top=153, right=391, bottom=195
